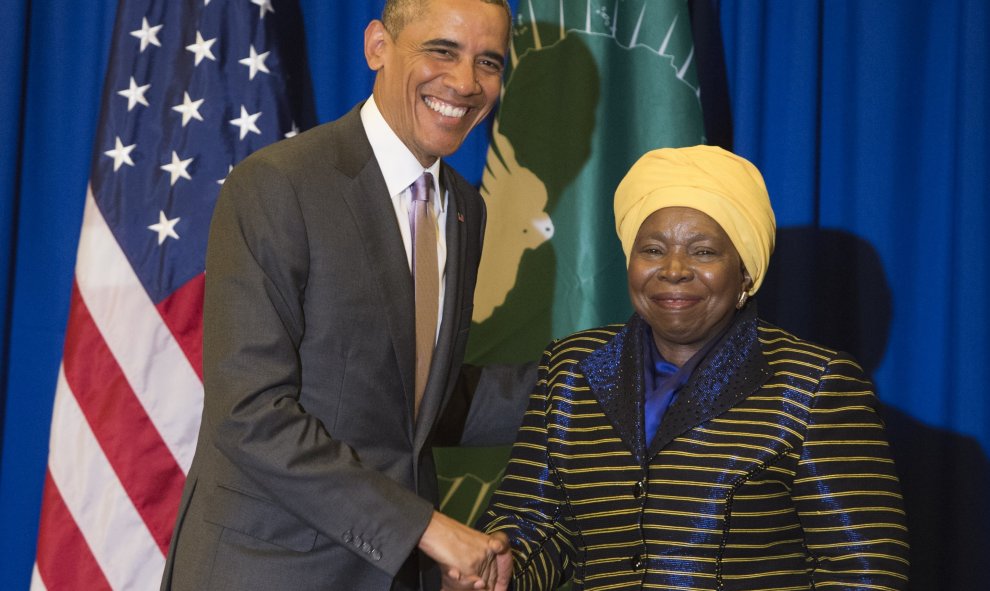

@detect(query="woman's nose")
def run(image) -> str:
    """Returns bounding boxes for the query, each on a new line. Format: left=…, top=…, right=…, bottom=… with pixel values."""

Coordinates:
left=658, top=253, right=692, bottom=282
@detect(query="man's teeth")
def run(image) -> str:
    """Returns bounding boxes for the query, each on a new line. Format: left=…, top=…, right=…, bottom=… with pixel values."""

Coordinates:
left=425, top=97, right=467, bottom=118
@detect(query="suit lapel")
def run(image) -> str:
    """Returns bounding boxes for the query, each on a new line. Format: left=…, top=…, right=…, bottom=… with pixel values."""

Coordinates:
left=414, top=165, right=463, bottom=446
left=332, top=106, right=417, bottom=423
left=579, top=318, right=647, bottom=465
left=647, top=304, right=772, bottom=458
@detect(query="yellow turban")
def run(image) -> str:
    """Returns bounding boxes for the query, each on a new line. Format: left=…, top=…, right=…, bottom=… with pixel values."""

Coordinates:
left=613, top=145, right=776, bottom=295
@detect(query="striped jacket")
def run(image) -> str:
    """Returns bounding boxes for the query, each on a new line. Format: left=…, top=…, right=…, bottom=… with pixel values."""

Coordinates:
left=480, top=305, right=909, bottom=590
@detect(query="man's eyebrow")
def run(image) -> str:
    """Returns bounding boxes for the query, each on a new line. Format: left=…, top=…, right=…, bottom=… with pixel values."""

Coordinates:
left=480, top=50, right=506, bottom=67
left=422, top=38, right=505, bottom=67
left=422, top=38, right=459, bottom=50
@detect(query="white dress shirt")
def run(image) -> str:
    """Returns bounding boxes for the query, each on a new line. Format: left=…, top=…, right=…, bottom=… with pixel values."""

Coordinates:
left=360, top=97, right=447, bottom=337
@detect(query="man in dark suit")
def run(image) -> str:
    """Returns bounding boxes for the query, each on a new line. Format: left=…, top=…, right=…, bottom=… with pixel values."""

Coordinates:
left=160, top=1, right=524, bottom=589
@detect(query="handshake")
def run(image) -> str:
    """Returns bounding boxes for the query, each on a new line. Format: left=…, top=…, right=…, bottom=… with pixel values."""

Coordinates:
left=418, top=511, right=513, bottom=591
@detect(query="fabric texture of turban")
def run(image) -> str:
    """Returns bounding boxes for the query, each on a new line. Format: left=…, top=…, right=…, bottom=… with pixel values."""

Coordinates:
left=613, top=145, right=777, bottom=295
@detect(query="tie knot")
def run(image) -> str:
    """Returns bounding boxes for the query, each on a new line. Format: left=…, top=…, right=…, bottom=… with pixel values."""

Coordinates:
left=411, top=172, right=434, bottom=203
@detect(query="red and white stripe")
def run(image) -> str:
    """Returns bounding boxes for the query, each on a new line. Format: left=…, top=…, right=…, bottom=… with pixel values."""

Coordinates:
left=32, top=188, right=204, bottom=590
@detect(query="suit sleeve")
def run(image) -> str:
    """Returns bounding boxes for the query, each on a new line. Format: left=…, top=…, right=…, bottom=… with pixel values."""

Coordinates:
left=202, top=156, right=432, bottom=576
left=792, top=352, right=910, bottom=589
left=478, top=347, right=577, bottom=590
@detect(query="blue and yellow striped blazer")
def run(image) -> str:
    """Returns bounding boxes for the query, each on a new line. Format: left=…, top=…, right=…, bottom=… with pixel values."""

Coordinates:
left=481, top=305, right=909, bottom=590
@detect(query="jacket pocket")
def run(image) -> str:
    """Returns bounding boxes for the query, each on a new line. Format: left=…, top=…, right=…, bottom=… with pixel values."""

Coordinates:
left=204, top=483, right=318, bottom=552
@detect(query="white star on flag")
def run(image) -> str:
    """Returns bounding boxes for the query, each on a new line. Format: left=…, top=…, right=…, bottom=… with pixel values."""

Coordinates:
left=217, top=164, right=234, bottom=185
left=160, top=151, right=194, bottom=185
left=118, top=76, right=151, bottom=111
left=103, top=136, right=137, bottom=171
left=239, top=45, right=271, bottom=80
left=172, top=92, right=205, bottom=126
left=130, top=17, right=163, bottom=52
left=186, top=31, right=217, bottom=66
left=147, top=210, right=181, bottom=245
left=251, top=0, right=274, bottom=19
left=230, top=106, right=262, bottom=140
left=284, top=122, right=300, bottom=138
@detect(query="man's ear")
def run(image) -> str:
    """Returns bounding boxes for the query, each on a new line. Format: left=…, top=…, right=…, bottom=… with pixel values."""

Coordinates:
left=364, top=20, right=388, bottom=71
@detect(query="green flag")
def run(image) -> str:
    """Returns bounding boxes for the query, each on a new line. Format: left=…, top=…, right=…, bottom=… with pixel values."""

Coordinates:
left=468, top=0, right=705, bottom=364
left=437, top=1, right=706, bottom=539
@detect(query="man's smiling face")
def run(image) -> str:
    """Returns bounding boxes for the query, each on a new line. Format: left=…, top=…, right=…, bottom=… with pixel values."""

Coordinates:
left=366, top=0, right=509, bottom=166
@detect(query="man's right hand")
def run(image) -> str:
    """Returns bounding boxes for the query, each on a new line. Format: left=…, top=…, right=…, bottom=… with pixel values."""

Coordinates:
left=418, top=511, right=508, bottom=590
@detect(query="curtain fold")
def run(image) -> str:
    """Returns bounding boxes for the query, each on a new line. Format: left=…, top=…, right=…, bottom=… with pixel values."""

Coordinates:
left=0, top=0, right=30, bottom=433
left=0, top=2, right=118, bottom=586
left=721, top=1, right=990, bottom=588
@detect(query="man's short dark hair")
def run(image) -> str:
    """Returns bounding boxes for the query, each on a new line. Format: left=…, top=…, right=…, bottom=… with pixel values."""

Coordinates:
left=382, top=0, right=512, bottom=38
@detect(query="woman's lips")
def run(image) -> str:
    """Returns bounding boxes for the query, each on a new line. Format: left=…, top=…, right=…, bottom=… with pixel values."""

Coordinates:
left=650, top=294, right=701, bottom=309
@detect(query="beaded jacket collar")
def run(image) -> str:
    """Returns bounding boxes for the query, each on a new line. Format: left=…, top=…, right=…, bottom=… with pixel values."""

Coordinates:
left=578, top=303, right=773, bottom=464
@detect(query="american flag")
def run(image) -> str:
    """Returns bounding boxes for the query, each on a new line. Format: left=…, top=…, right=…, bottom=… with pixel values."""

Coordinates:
left=31, top=0, right=313, bottom=588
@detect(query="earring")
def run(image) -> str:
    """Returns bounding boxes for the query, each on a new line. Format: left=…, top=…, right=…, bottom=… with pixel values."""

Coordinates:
left=736, top=291, right=749, bottom=309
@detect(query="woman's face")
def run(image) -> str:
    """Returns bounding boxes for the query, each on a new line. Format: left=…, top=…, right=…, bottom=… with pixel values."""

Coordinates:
left=627, top=206, right=750, bottom=365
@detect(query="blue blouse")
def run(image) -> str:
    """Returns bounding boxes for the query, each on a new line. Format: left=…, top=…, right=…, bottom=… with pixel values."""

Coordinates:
left=642, top=321, right=726, bottom=446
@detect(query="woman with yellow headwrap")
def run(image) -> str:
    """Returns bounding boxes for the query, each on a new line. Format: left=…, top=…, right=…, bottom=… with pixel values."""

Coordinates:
left=474, top=146, right=909, bottom=590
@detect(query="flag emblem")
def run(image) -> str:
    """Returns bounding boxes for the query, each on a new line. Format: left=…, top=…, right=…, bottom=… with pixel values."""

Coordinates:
left=470, top=0, right=705, bottom=364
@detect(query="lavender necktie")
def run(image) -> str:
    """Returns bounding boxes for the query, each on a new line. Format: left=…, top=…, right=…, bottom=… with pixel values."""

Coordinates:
left=409, top=172, right=438, bottom=418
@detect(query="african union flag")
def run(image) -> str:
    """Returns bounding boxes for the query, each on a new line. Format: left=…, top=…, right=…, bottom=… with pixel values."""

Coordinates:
left=437, top=0, right=706, bottom=556
left=469, top=0, right=705, bottom=364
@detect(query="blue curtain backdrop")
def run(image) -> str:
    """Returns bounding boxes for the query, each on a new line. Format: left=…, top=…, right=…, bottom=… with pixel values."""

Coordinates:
left=1, top=1, right=986, bottom=588
left=716, top=2, right=989, bottom=588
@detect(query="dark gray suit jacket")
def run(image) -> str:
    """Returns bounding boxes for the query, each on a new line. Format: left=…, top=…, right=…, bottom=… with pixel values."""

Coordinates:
left=161, top=105, right=528, bottom=591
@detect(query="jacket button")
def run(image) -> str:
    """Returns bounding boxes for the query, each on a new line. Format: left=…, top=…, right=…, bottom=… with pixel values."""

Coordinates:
left=372, top=549, right=383, bottom=561
left=630, top=554, right=643, bottom=571
left=361, top=542, right=372, bottom=553
left=342, top=530, right=353, bottom=544
left=633, top=480, right=645, bottom=498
